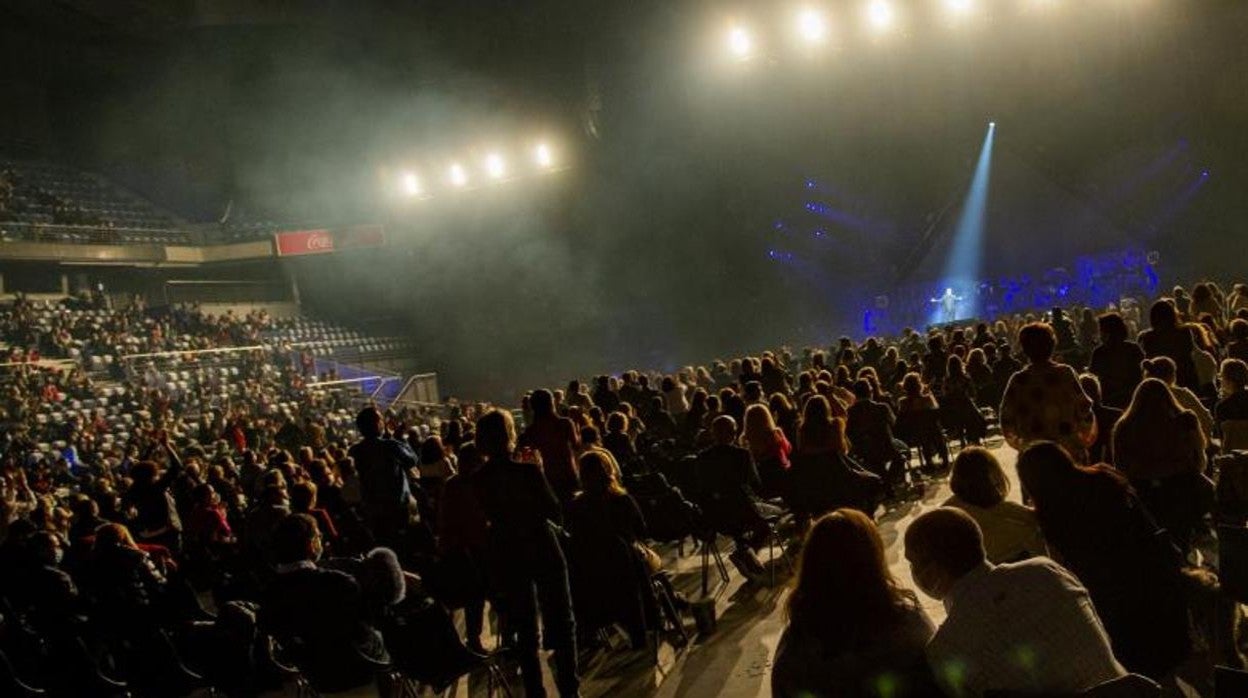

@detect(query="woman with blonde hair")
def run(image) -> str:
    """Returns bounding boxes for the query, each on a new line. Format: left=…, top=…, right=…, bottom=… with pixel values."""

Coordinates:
left=772, top=509, right=935, bottom=698
left=743, top=403, right=792, bottom=498
left=565, top=450, right=659, bottom=648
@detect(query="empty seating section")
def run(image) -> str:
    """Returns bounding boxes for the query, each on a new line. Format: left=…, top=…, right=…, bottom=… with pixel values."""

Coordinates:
left=266, top=316, right=411, bottom=359
left=0, top=158, right=187, bottom=243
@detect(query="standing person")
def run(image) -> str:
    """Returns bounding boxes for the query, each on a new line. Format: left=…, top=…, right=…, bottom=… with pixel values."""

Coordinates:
left=1139, top=299, right=1199, bottom=391
left=904, top=508, right=1126, bottom=697
left=998, top=323, right=1096, bottom=462
left=1088, top=312, right=1145, bottom=409
left=473, top=410, right=579, bottom=698
left=772, top=509, right=936, bottom=698
left=347, top=407, right=419, bottom=553
left=520, top=389, right=581, bottom=504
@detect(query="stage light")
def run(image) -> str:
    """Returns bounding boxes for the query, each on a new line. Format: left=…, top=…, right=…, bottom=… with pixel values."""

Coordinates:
left=797, top=8, right=828, bottom=43
left=865, top=1, right=895, bottom=31
left=944, top=0, right=973, bottom=15
left=448, top=163, right=468, bottom=187
left=728, top=25, right=753, bottom=59
left=534, top=142, right=554, bottom=169
left=485, top=153, right=506, bottom=179
left=401, top=172, right=422, bottom=196
left=989, top=121, right=996, bottom=128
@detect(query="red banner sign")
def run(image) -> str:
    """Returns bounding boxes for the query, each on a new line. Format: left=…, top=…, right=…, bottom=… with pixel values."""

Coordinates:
left=273, top=225, right=385, bottom=257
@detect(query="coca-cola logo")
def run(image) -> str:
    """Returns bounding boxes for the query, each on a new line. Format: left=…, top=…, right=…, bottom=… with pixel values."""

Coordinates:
left=305, top=233, right=333, bottom=250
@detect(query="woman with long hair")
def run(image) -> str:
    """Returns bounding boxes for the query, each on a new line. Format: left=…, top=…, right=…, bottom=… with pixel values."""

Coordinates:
left=788, top=397, right=882, bottom=521
left=1112, top=378, right=1210, bottom=548
left=940, top=354, right=987, bottom=445
left=896, top=372, right=949, bottom=469
left=1017, top=442, right=1191, bottom=679
left=772, top=509, right=935, bottom=698
left=743, top=403, right=792, bottom=499
left=565, top=450, right=658, bottom=648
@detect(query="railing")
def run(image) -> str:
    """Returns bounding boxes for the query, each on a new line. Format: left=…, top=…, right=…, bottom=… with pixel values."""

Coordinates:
left=0, top=221, right=194, bottom=245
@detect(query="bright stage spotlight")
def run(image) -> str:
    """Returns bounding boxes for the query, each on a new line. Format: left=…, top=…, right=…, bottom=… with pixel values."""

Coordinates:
left=944, top=0, right=974, bottom=15
left=727, top=25, right=754, bottom=59
left=448, top=163, right=468, bottom=188
left=866, top=0, right=895, bottom=32
left=534, top=142, right=554, bottom=169
left=797, top=8, right=828, bottom=43
left=401, top=172, right=422, bottom=196
left=485, top=153, right=506, bottom=179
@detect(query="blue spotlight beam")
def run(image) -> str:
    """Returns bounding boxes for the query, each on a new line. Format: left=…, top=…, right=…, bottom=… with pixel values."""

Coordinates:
left=933, top=122, right=995, bottom=324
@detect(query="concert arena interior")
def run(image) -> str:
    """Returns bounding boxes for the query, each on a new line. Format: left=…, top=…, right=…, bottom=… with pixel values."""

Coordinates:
left=4, top=1, right=1248, bottom=697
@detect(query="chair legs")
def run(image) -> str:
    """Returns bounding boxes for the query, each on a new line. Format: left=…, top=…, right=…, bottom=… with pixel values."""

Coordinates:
left=700, top=534, right=730, bottom=596
left=652, top=576, right=690, bottom=648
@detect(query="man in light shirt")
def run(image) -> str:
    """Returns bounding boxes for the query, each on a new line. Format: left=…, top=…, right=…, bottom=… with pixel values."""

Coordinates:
left=904, top=508, right=1125, bottom=697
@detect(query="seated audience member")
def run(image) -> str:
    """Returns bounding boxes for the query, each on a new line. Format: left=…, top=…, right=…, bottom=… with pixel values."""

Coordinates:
left=602, top=411, right=640, bottom=474
left=565, top=450, right=658, bottom=648
left=904, top=508, right=1126, bottom=698
left=940, top=354, right=988, bottom=445
left=1141, top=356, right=1214, bottom=442
left=773, top=509, right=935, bottom=698
left=472, top=409, right=580, bottom=698
left=1078, top=374, right=1122, bottom=465
left=1017, top=442, right=1192, bottom=679
left=1139, top=299, right=1200, bottom=390
left=942, top=447, right=1045, bottom=563
left=895, top=372, right=949, bottom=469
left=692, top=415, right=772, bottom=580
left=258, top=513, right=390, bottom=692
left=789, top=396, right=883, bottom=521
left=741, top=403, right=792, bottom=499
left=846, top=379, right=908, bottom=490
left=290, top=480, right=340, bottom=549
left=1112, top=378, right=1210, bottom=548
left=1088, top=312, right=1145, bottom=409
left=999, top=322, right=1096, bottom=461
left=1216, top=358, right=1248, bottom=452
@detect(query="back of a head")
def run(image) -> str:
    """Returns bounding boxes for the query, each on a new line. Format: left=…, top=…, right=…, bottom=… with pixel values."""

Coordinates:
left=1149, top=299, right=1178, bottom=330
left=904, top=508, right=985, bottom=583
left=355, top=407, right=383, bottom=438
left=530, top=389, right=555, bottom=416
left=606, top=411, right=628, bottom=433
left=271, top=512, right=317, bottom=565
left=1097, top=312, right=1128, bottom=344
left=1015, top=441, right=1081, bottom=512
left=1018, top=322, right=1057, bottom=364
left=711, top=415, right=737, bottom=445
left=475, top=409, right=515, bottom=458
left=949, top=447, right=1009, bottom=508
left=788, top=509, right=904, bottom=632
left=578, top=449, right=621, bottom=496
left=1141, top=356, right=1177, bottom=384
left=1232, top=318, right=1248, bottom=342
left=850, top=379, right=872, bottom=401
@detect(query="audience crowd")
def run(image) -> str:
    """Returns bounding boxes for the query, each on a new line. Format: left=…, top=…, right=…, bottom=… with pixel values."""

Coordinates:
left=3, top=279, right=1248, bottom=697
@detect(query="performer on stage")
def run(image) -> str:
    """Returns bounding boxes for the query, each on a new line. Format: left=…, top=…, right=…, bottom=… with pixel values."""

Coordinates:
left=930, top=287, right=964, bottom=323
